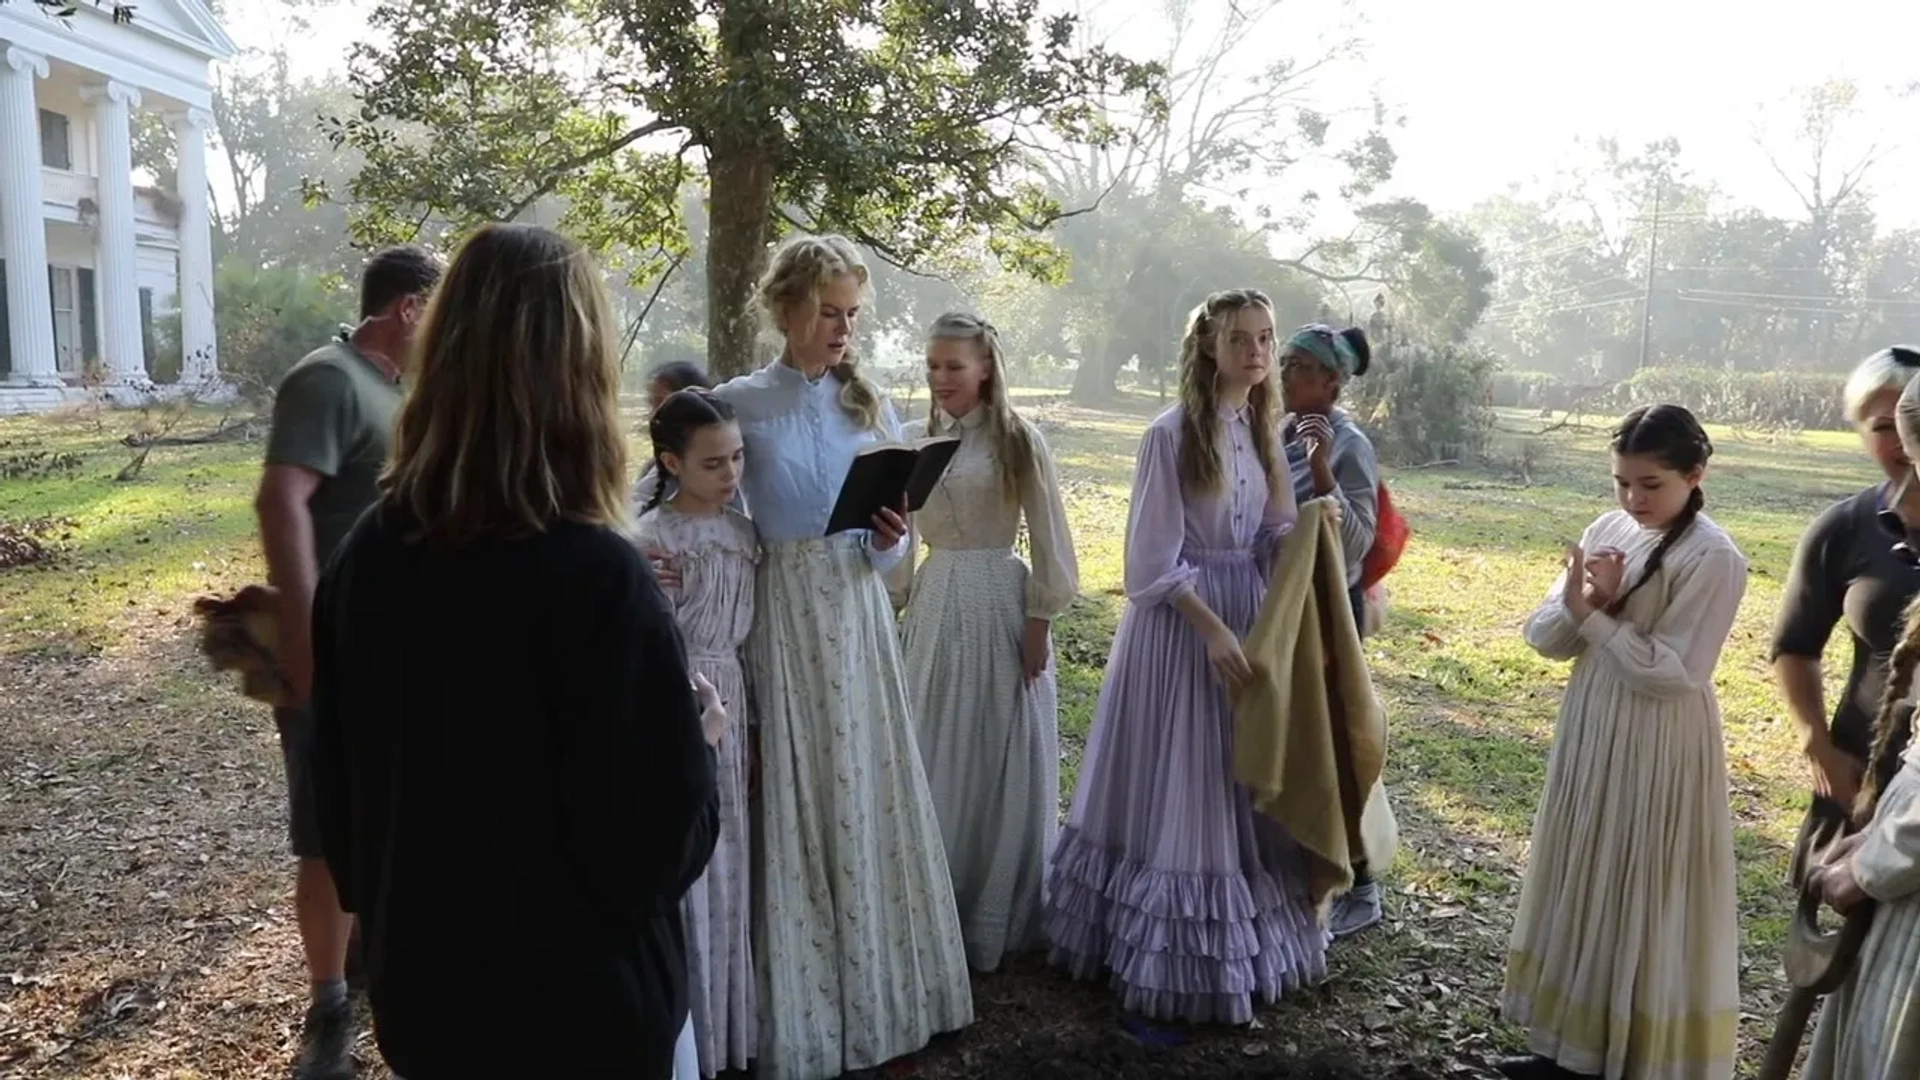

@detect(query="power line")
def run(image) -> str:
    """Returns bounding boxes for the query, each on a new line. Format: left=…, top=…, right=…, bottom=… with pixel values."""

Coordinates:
left=1480, top=293, right=1642, bottom=324
left=1676, top=287, right=1920, bottom=308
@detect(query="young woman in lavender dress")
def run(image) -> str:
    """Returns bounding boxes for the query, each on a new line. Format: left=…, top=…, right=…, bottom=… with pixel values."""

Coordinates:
left=1044, top=287, right=1330, bottom=1025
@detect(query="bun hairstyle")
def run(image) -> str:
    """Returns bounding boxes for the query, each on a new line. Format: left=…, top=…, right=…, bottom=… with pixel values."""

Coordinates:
left=925, top=312, right=1037, bottom=504
left=1177, top=288, right=1281, bottom=496
left=1339, top=326, right=1372, bottom=378
left=757, top=234, right=884, bottom=430
left=643, top=388, right=737, bottom=513
left=1605, top=404, right=1714, bottom=615
left=1285, top=323, right=1370, bottom=382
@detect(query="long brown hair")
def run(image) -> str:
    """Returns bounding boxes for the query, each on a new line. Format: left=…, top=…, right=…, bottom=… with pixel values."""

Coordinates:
left=1857, top=372, right=1920, bottom=819
left=1177, top=289, right=1280, bottom=496
left=758, top=234, right=885, bottom=430
left=924, top=311, right=1036, bottom=504
left=381, top=223, right=629, bottom=544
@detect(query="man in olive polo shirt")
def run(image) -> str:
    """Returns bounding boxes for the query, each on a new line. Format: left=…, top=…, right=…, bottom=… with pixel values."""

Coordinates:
left=254, top=246, right=440, bottom=1080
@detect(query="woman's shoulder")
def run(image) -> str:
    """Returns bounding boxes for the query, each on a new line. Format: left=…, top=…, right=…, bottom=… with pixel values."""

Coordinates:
left=711, top=364, right=779, bottom=406
left=1679, top=513, right=1748, bottom=567
left=902, top=416, right=930, bottom=441
left=1145, top=405, right=1185, bottom=440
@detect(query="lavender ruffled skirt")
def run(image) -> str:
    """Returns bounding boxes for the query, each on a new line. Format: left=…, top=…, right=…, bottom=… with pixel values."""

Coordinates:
left=1044, top=547, right=1329, bottom=1024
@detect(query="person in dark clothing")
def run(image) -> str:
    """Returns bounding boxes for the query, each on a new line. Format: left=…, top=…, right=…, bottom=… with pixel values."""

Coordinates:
left=1773, top=346, right=1920, bottom=886
left=255, top=243, right=441, bottom=1080
left=309, top=222, right=723, bottom=1080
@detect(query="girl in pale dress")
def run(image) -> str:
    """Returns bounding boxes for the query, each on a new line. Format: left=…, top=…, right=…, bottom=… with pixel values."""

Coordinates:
left=1044, top=288, right=1329, bottom=1025
left=888, top=312, right=1079, bottom=972
left=709, top=234, right=971, bottom=1080
left=634, top=389, right=758, bottom=1079
left=1802, top=370, right=1920, bottom=1080
left=1502, top=404, right=1745, bottom=1080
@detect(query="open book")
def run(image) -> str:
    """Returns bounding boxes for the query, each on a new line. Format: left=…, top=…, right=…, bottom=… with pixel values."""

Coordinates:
left=825, top=435, right=963, bottom=535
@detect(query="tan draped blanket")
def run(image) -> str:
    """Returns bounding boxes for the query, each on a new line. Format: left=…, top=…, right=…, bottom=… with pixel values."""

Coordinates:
left=1232, top=498, right=1398, bottom=916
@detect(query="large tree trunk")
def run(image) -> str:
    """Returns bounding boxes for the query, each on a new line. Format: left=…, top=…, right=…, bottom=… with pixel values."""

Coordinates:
left=1069, top=333, right=1120, bottom=403
left=704, top=144, right=776, bottom=379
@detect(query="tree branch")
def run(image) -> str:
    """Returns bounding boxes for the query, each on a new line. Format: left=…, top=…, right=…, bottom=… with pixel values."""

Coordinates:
left=502, top=117, right=681, bottom=222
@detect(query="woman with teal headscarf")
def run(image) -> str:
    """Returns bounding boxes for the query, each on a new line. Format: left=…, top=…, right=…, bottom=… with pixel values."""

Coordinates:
left=1279, top=322, right=1384, bottom=940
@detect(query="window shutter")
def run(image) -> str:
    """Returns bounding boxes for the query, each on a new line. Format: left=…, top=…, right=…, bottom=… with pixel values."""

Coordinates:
left=37, top=110, right=72, bottom=171
left=78, top=268, right=98, bottom=366
left=139, top=287, right=155, bottom=370
left=0, top=259, right=10, bottom=379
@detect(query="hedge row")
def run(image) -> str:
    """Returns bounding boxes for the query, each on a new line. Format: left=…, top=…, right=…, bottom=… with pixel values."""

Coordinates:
left=1491, top=368, right=1850, bottom=431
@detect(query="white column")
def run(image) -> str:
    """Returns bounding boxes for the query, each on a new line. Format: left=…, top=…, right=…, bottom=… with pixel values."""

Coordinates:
left=82, top=78, right=146, bottom=387
left=171, top=107, right=216, bottom=382
left=1, top=45, right=58, bottom=386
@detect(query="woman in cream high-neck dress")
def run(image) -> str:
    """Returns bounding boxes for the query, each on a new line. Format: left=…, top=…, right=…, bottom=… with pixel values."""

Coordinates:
left=891, top=313, right=1078, bottom=971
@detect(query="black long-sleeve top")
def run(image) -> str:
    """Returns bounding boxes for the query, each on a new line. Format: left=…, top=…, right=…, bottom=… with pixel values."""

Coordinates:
left=310, top=505, right=718, bottom=1079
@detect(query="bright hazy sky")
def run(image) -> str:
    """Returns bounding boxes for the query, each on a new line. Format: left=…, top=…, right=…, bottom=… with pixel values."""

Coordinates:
left=229, top=0, right=1920, bottom=231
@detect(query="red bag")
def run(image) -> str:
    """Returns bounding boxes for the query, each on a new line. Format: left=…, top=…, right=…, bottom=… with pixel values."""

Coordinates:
left=1360, top=481, right=1408, bottom=589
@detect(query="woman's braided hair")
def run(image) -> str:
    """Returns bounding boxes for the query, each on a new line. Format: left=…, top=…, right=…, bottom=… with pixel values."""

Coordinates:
left=1606, top=404, right=1713, bottom=615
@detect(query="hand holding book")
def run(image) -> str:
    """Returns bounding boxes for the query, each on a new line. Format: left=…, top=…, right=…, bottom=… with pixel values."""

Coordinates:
left=825, top=435, right=962, bottom=536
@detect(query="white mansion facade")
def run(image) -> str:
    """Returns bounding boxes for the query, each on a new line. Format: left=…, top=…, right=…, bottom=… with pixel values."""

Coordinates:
left=1, top=0, right=234, bottom=414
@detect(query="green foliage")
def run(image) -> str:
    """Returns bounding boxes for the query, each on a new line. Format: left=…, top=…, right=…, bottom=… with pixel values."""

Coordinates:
left=320, top=0, right=1162, bottom=364
left=212, top=261, right=353, bottom=397
left=1472, top=100, right=1920, bottom=378
left=212, top=60, right=367, bottom=282
left=1613, top=367, right=1847, bottom=431
left=1353, top=344, right=1497, bottom=464
left=1490, top=367, right=1850, bottom=430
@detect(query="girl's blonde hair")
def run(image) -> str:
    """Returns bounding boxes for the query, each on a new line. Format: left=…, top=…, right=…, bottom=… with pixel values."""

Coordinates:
left=758, top=234, right=884, bottom=430
left=1177, top=288, right=1281, bottom=496
left=382, top=223, right=629, bottom=544
left=1857, top=371, right=1920, bottom=818
left=924, top=312, right=1037, bottom=504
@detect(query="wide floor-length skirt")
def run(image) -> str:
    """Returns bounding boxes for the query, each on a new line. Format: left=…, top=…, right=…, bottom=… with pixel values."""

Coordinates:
left=1500, top=660, right=1738, bottom=1079
left=901, top=547, right=1059, bottom=972
left=1045, top=549, right=1329, bottom=1025
left=1803, top=765, right=1920, bottom=1080
left=681, top=648, right=753, bottom=1077
left=748, top=536, right=974, bottom=1080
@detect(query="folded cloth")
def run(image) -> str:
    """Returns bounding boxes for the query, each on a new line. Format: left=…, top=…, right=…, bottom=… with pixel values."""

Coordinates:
left=1232, top=498, right=1397, bottom=916
left=193, top=584, right=291, bottom=706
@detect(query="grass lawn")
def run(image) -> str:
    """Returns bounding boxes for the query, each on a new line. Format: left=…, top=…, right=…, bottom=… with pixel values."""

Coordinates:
left=0, top=392, right=1870, bottom=1078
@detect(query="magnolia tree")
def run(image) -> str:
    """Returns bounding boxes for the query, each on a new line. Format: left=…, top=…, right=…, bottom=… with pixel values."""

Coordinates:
left=313, top=0, right=1162, bottom=378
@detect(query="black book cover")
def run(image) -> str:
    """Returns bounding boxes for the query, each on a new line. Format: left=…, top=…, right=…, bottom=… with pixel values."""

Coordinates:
left=825, top=436, right=963, bottom=535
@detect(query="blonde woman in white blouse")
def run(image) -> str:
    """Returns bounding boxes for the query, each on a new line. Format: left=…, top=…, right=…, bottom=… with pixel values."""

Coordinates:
left=890, top=312, right=1080, bottom=972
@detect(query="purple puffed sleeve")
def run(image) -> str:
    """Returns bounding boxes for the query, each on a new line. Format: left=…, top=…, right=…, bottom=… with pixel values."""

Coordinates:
left=1255, top=447, right=1300, bottom=567
left=1123, top=421, right=1200, bottom=606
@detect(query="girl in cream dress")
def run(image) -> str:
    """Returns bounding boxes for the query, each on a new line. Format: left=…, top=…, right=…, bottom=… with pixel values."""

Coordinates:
left=890, top=312, right=1079, bottom=972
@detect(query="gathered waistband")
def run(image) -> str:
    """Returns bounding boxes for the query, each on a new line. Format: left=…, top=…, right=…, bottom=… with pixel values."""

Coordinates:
left=925, top=545, right=1018, bottom=559
left=1184, top=546, right=1257, bottom=564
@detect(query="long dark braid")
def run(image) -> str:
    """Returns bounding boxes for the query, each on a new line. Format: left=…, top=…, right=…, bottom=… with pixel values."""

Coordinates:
left=1606, top=404, right=1714, bottom=616
left=1856, top=595, right=1920, bottom=823
left=644, top=389, right=736, bottom=513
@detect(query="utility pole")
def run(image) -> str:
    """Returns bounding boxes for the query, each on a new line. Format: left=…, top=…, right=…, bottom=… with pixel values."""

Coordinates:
left=1636, top=182, right=1661, bottom=371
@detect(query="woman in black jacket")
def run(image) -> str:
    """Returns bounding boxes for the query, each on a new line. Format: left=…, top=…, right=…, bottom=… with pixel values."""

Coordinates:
left=310, top=222, right=723, bottom=1080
